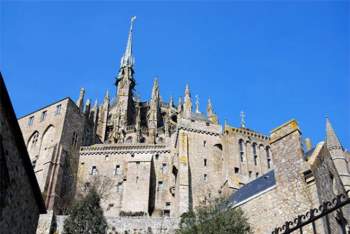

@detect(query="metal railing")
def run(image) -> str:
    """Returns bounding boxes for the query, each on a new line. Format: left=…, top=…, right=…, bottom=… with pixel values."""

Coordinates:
left=272, top=190, right=350, bottom=234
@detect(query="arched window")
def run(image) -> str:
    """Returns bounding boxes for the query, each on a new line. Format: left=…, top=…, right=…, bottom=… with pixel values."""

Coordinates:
left=125, top=136, right=133, bottom=144
left=214, top=144, right=223, bottom=151
left=27, top=131, right=39, bottom=150
left=239, top=139, right=244, bottom=162
left=266, top=146, right=272, bottom=169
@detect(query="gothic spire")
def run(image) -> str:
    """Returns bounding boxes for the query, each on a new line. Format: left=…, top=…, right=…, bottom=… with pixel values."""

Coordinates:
left=325, top=117, right=350, bottom=191
left=104, top=90, right=110, bottom=101
left=207, top=98, right=213, bottom=116
left=183, top=84, right=192, bottom=118
left=326, top=117, right=342, bottom=150
left=169, top=96, right=174, bottom=108
left=151, top=77, right=160, bottom=101
left=195, top=95, right=200, bottom=113
left=76, top=88, right=85, bottom=113
left=178, top=96, right=183, bottom=113
left=207, top=98, right=218, bottom=124
left=120, top=16, right=136, bottom=68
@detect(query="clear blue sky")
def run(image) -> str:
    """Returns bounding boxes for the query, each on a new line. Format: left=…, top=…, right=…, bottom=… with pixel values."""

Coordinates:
left=1, top=1, right=349, bottom=149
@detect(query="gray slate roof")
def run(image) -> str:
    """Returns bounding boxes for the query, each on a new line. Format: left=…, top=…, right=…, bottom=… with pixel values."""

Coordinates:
left=227, top=170, right=276, bottom=207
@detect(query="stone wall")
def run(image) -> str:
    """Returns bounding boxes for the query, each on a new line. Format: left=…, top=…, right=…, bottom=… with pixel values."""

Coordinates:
left=18, top=98, right=92, bottom=212
left=237, top=120, right=322, bottom=234
left=78, top=144, right=174, bottom=217
left=222, top=125, right=271, bottom=189
left=0, top=76, right=45, bottom=233
left=55, top=215, right=180, bottom=234
left=309, top=142, right=350, bottom=233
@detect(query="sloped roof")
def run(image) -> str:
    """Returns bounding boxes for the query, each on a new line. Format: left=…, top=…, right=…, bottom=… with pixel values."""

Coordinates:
left=191, top=112, right=209, bottom=121
left=227, top=170, right=276, bottom=207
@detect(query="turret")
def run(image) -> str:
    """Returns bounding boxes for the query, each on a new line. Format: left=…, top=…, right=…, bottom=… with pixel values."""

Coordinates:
left=195, top=95, right=200, bottom=114
left=148, top=78, right=161, bottom=144
left=207, top=98, right=218, bottom=124
left=326, top=117, right=350, bottom=191
left=96, top=90, right=110, bottom=143
left=76, top=88, right=85, bottom=113
left=183, top=84, right=192, bottom=119
left=177, top=97, right=183, bottom=114
left=135, top=103, right=142, bottom=143
left=91, top=100, right=99, bottom=143
left=84, top=99, right=91, bottom=116
left=169, top=96, right=174, bottom=108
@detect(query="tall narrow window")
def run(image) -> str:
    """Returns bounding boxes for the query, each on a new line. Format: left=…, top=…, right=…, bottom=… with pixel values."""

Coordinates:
left=204, top=174, right=208, bottom=182
left=239, top=139, right=244, bottom=162
left=249, top=171, right=252, bottom=178
left=116, top=182, right=123, bottom=193
left=40, top=111, right=47, bottom=122
left=266, top=147, right=272, bottom=169
left=114, top=165, right=120, bottom=175
left=252, top=143, right=258, bottom=165
left=158, top=181, right=164, bottom=191
left=28, top=116, right=34, bottom=126
left=91, top=166, right=97, bottom=175
left=55, top=104, right=62, bottom=115
left=161, top=163, right=167, bottom=173
left=256, top=172, right=259, bottom=178
left=204, top=159, right=207, bottom=167
left=252, top=143, right=257, bottom=155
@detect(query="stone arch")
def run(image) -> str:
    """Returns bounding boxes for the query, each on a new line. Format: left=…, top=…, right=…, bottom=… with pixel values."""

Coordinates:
left=27, top=131, right=40, bottom=159
left=157, top=137, right=164, bottom=144
left=213, top=143, right=223, bottom=151
left=40, top=125, right=56, bottom=151
left=125, top=136, right=133, bottom=144
left=36, top=125, right=56, bottom=192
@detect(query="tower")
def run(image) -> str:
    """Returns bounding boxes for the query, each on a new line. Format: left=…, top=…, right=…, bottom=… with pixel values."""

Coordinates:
left=326, top=117, right=350, bottom=191
left=113, top=16, right=137, bottom=142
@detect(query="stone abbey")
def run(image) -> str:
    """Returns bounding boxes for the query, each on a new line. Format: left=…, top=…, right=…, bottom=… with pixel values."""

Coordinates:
left=11, top=18, right=350, bottom=233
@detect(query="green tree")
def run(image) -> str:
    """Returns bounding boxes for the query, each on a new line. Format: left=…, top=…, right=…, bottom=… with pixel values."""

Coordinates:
left=177, top=198, right=251, bottom=234
left=63, top=187, right=107, bottom=234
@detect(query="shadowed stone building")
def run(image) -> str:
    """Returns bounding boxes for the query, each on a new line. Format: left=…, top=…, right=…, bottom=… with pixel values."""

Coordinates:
left=0, top=74, right=46, bottom=233
left=14, top=18, right=350, bottom=233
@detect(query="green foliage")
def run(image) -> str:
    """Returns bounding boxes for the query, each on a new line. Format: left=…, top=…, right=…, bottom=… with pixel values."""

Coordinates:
left=177, top=199, right=251, bottom=234
left=63, top=187, right=107, bottom=234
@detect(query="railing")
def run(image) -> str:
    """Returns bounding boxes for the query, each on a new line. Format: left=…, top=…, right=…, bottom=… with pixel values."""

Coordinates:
left=272, top=190, right=350, bottom=234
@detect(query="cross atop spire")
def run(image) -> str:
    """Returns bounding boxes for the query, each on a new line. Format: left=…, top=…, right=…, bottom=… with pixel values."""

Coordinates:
left=120, top=16, right=136, bottom=67
left=240, top=111, right=246, bottom=128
